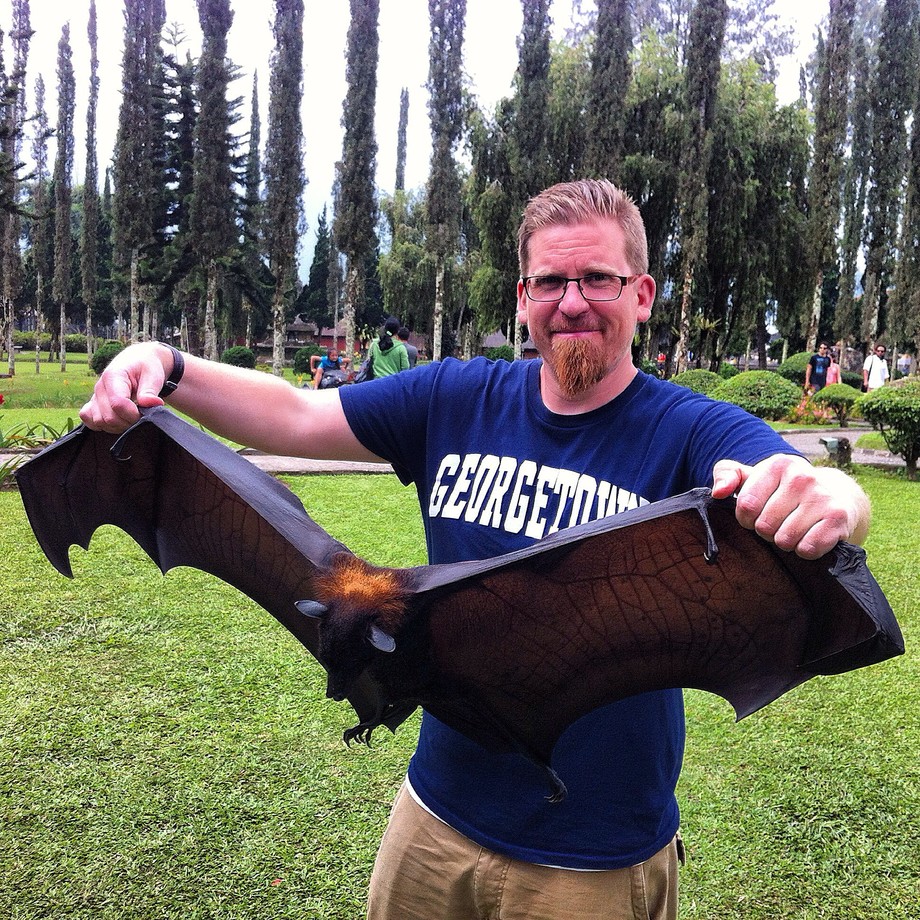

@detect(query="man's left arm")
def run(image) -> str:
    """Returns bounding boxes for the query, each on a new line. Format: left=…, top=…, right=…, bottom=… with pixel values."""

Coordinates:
left=711, top=455, right=870, bottom=560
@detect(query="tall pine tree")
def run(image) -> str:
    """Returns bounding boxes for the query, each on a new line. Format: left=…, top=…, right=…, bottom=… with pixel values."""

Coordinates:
left=334, top=0, right=380, bottom=360
left=803, top=0, right=855, bottom=352
left=81, top=0, right=100, bottom=358
left=426, top=0, right=466, bottom=361
left=190, top=0, right=236, bottom=360
left=264, top=0, right=305, bottom=374
left=673, top=0, right=728, bottom=373
left=52, top=23, right=75, bottom=372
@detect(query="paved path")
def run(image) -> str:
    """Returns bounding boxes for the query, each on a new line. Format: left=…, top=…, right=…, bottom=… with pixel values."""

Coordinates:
left=2, top=427, right=901, bottom=478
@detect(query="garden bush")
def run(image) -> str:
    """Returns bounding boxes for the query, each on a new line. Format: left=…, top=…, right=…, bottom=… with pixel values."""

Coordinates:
left=776, top=351, right=812, bottom=386
left=220, top=345, right=256, bottom=368
left=89, top=340, right=125, bottom=375
left=856, top=376, right=920, bottom=480
left=293, top=345, right=323, bottom=375
left=718, top=362, right=740, bottom=379
left=485, top=345, right=514, bottom=362
left=812, top=383, right=863, bottom=427
left=671, top=368, right=723, bottom=394
left=710, top=370, right=801, bottom=420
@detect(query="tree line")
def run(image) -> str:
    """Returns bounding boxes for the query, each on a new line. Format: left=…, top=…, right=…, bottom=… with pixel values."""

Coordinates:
left=1, top=0, right=918, bottom=377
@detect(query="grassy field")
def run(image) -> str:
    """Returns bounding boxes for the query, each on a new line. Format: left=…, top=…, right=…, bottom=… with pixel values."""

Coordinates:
left=1, top=464, right=917, bottom=918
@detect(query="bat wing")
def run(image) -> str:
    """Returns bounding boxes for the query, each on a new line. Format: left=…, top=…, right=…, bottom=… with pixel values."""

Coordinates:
left=15, top=406, right=401, bottom=731
left=381, top=490, right=902, bottom=797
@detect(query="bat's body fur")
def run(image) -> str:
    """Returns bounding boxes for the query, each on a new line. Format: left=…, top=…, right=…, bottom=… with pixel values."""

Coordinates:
left=16, top=407, right=904, bottom=802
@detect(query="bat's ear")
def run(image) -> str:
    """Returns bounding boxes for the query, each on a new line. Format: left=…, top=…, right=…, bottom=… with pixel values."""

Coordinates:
left=367, top=624, right=396, bottom=653
left=296, top=599, right=329, bottom=618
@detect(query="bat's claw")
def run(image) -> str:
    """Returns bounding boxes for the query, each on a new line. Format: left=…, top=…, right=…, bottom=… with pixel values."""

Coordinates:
left=343, top=723, right=377, bottom=747
left=544, top=766, right=567, bottom=804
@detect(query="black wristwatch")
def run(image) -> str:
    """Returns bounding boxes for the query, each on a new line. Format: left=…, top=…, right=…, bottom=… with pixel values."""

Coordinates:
left=158, top=344, right=185, bottom=398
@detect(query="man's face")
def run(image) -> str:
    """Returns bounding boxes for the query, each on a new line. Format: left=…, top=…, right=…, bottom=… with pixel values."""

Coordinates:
left=516, top=218, right=655, bottom=408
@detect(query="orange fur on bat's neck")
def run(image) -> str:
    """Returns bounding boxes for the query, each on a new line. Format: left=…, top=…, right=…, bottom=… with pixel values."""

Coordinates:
left=316, top=555, right=409, bottom=633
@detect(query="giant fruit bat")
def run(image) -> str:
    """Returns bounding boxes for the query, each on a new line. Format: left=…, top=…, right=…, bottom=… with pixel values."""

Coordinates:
left=16, top=407, right=903, bottom=801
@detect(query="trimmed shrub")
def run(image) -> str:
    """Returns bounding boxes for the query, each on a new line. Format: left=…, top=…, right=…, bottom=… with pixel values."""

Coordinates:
left=671, top=368, right=723, bottom=395
left=777, top=351, right=812, bottom=386
left=485, top=345, right=514, bottom=362
left=856, top=377, right=920, bottom=480
left=220, top=345, right=256, bottom=369
left=718, top=362, right=740, bottom=379
left=812, top=383, right=863, bottom=427
left=710, top=370, right=801, bottom=420
left=293, top=345, right=323, bottom=375
left=90, top=341, right=125, bottom=375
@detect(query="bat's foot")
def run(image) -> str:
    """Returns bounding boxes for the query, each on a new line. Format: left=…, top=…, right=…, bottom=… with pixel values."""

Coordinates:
left=343, top=722, right=378, bottom=746
left=544, top=766, right=567, bottom=804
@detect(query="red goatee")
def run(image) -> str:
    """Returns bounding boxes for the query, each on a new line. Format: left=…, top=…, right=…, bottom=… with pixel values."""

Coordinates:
left=549, top=337, right=608, bottom=398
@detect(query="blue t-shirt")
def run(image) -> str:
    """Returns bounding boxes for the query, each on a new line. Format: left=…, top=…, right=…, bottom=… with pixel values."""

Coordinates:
left=340, top=358, right=801, bottom=870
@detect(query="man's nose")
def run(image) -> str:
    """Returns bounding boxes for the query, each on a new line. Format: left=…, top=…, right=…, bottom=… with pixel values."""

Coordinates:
left=558, top=280, right=589, bottom=315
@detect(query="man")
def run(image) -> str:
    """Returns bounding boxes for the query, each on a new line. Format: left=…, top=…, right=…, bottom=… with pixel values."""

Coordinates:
left=805, top=342, right=831, bottom=392
left=863, top=344, right=889, bottom=392
left=81, top=180, right=869, bottom=920
left=397, top=326, right=418, bottom=367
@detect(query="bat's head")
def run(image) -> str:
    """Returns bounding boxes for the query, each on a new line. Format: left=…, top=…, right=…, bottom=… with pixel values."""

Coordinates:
left=298, top=555, right=410, bottom=701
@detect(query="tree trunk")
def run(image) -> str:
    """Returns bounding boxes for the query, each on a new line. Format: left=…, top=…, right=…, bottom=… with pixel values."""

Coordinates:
left=272, top=287, right=286, bottom=377
left=34, top=307, right=42, bottom=375
left=805, top=270, right=823, bottom=353
left=5, top=300, right=13, bottom=376
left=344, top=263, right=360, bottom=363
left=204, top=260, right=218, bottom=361
left=59, top=301, right=67, bottom=372
left=432, top=257, right=445, bottom=362
left=674, top=265, right=694, bottom=373
left=130, top=251, right=140, bottom=344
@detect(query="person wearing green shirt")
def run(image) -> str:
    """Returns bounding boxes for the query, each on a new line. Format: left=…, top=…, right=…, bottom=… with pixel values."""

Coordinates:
left=369, top=317, right=410, bottom=377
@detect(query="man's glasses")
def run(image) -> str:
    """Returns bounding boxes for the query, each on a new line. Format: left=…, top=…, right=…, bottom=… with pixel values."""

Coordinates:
left=522, top=273, right=638, bottom=302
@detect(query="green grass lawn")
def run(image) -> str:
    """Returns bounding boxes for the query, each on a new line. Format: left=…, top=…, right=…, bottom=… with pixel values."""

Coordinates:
left=1, top=461, right=918, bottom=917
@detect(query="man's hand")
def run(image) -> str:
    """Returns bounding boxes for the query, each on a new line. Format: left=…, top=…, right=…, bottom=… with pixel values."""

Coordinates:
left=80, top=342, right=172, bottom=433
left=711, top=454, right=870, bottom=560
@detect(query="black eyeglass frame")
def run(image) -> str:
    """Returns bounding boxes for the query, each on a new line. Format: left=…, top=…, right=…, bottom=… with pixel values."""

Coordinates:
left=521, top=274, right=640, bottom=303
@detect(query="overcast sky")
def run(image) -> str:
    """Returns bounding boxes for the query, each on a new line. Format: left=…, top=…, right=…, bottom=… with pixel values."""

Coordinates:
left=5, top=0, right=827, bottom=276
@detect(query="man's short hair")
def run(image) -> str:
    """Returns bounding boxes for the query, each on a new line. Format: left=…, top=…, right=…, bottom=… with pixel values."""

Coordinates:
left=518, top=179, right=649, bottom=276
left=397, top=327, right=410, bottom=340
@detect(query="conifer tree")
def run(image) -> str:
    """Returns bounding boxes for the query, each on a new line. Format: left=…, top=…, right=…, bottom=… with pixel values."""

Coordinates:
left=835, top=35, right=872, bottom=345
left=190, top=0, right=236, bottom=360
left=426, top=0, right=466, bottom=360
left=240, top=72, right=263, bottom=347
left=803, top=0, right=855, bottom=352
left=861, top=0, right=917, bottom=346
left=52, top=24, right=75, bottom=372
left=2, top=0, right=31, bottom=376
left=673, top=0, right=728, bottom=373
left=30, top=74, right=50, bottom=373
left=395, top=87, right=409, bottom=192
left=81, top=0, right=100, bottom=358
left=112, top=0, right=167, bottom=343
left=585, top=0, right=631, bottom=180
left=334, top=0, right=380, bottom=360
left=264, top=0, right=305, bottom=374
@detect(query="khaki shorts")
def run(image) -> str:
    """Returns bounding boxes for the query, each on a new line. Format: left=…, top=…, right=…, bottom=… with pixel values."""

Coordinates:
left=367, top=782, right=681, bottom=920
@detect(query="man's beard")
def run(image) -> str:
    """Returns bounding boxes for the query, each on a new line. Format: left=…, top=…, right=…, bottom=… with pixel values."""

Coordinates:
left=548, top=336, right=608, bottom=399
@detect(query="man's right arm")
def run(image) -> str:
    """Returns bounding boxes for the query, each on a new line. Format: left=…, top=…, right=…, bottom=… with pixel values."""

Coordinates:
left=79, top=342, right=382, bottom=463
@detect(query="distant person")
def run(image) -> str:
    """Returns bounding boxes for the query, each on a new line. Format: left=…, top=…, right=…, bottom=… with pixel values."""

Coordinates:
left=863, top=344, right=889, bottom=392
left=897, top=353, right=912, bottom=377
left=826, top=350, right=841, bottom=386
left=397, top=327, right=418, bottom=368
left=805, top=343, right=831, bottom=393
left=369, top=317, right=409, bottom=378
left=310, top=348, right=349, bottom=389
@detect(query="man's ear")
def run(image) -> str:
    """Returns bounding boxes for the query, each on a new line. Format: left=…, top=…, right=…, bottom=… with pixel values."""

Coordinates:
left=516, top=278, right=529, bottom=325
left=634, top=274, right=656, bottom=324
